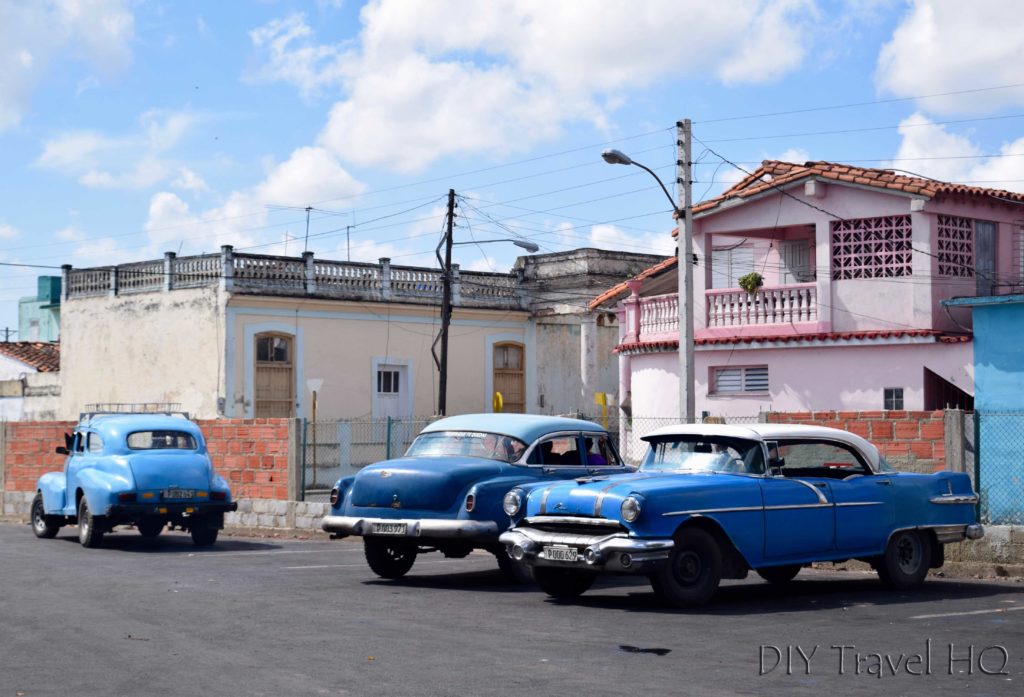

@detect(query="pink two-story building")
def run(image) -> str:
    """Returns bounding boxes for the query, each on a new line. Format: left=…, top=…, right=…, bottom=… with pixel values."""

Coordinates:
left=593, top=160, right=1024, bottom=420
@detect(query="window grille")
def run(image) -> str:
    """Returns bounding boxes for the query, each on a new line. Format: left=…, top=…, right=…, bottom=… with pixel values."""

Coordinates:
left=831, top=215, right=912, bottom=280
left=937, top=215, right=974, bottom=277
left=712, top=365, right=769, bottom=394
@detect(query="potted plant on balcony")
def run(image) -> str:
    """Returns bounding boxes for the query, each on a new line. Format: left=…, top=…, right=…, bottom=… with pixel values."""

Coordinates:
left=738, top=271, right=764, bottom=296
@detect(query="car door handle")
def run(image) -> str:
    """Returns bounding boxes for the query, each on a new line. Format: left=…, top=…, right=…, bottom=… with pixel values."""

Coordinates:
left=813, top=482, right=828, bottom=488
left=875, top=480, right=891, bottom=486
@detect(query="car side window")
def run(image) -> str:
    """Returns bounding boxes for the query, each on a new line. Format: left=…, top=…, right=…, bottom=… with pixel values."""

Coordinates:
left=772, top=440, right=870, bottom=478
left=87, top=433, right=103, bottom=453
left=527, top=436, right=582, bottom=466
left=582, top=434, right=616, bottom=467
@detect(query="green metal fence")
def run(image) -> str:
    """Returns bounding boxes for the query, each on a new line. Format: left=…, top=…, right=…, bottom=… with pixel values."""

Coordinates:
left=300, top=416, right=437, bottom=502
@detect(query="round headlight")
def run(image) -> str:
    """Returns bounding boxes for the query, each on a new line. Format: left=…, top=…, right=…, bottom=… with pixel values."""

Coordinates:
left=621, top=496, right=642, bottom=522
left=503, top=489, right=523, bottom=516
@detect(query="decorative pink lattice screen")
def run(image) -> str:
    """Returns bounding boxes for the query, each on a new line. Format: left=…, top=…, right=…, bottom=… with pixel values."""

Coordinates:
left=937, top=215, right=974, bottom=277
left=831, top=215, right=912, bottom=280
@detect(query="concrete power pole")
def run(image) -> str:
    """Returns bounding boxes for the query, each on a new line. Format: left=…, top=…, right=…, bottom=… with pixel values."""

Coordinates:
left=677, top=119, right=696, bottom=423
left=433, top=189, right=457, bottom=415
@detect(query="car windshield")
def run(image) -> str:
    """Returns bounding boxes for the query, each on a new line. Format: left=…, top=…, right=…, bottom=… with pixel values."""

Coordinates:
left=405, top=430, right=528, bottom=463
left=640, top=435, right=765, bottom=474
left=126, top=430, right=198, bottom=450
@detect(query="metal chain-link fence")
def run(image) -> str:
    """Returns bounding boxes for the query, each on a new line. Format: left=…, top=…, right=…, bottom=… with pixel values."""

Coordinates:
left=975, top=412, right=1024, bottom=525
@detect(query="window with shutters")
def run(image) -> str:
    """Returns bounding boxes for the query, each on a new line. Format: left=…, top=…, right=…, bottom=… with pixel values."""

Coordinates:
left=711, top=245, right=755, bottom=289
left=711, top=365, right=769, bottom=395
left=254, top=333, right=294, bottom=417
left=493, top=342, right=525, bottom=413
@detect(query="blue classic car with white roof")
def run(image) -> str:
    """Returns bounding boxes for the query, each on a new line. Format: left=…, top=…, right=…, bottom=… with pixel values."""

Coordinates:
left=500, top=423, right=983, bottom=606
left=321, top=413, right=628, bottom=580
left=32, top=412, right=236, bottom=547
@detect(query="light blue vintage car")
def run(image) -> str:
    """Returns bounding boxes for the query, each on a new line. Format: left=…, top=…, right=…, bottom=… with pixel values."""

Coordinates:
left=500, top=423, right=984, bottom=607
left=32, top=413, right=236, bottom=548
left=321, top=413, right=628, bottom=580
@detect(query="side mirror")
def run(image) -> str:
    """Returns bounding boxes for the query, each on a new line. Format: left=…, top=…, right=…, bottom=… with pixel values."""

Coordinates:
left=55, top=446, right=69, bottom=455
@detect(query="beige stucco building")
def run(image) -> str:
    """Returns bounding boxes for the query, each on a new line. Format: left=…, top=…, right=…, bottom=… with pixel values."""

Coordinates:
left=58, top=247, right=664, bottom=421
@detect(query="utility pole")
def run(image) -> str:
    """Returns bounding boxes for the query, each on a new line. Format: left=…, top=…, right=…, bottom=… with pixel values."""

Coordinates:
left=677, top=119, right=695, bottom=423
left=303, top=206, right=312, bottom=253
left=433, top=189, right=456, bottom=415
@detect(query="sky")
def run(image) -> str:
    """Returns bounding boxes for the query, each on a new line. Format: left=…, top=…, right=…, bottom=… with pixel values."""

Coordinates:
left=1, top=0, right=1024, bottom=335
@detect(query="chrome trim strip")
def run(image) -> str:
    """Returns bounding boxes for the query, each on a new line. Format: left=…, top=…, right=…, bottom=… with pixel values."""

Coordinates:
left=524, top=515, right=623, bottom=527
left=765, top=503, right=833, bottom=511
left=538, top=484, right=556, bottom=515
left=662, top=505, right=763, bottom=517
left=320, top=515, right=498, bottom=538
left=593, top=479, right=623, bottom=516
left=790, top=478, right=829, bottom=504
left=929, top=494, right=980, bottom=505
left=835, top=502, right=885, bottom=507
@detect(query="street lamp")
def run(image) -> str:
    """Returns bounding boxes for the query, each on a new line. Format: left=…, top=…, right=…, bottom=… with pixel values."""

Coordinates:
left=601, top=118, right=694, bottom=423
left=433, top=189, right=541, bottom=415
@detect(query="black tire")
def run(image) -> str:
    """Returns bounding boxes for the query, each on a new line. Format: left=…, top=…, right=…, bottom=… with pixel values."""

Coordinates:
left=77, top=497, right=104, bottom=548
left=364, top=538, right=417, bottom=579
left=532, top=567, right=595, bottom=599
left=877, top=529, right=931, bottom=589
left=138, top=518, right=164, bottom=539
left=756, top=564, right=801, bottom=584
left=190, top=525, right=219, bottom=547
left=495, top=551, right=534, bottom=584
left=651, top=527, right=722, bottom=607
left=31, top=494, right=60, bottom=539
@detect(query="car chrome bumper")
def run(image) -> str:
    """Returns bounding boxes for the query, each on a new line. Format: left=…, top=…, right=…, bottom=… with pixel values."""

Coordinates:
left=931, top=523, right=985, bottom=543
left=499, top=528, right=674, bottom=573
left=106, top=502, right=237, bottom=517
left=320, top=515, right=499, bottom=539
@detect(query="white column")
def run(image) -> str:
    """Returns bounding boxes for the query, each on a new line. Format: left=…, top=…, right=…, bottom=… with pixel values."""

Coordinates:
left=580, top=312, right=597, bottom=407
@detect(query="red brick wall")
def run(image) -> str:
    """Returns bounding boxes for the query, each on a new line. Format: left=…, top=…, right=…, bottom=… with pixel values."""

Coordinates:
left=765, top=410, right=946, bottom=472
left=3, top=418, right=293, bottom=500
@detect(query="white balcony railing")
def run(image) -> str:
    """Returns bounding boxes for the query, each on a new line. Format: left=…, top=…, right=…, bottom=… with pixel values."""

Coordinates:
left=706, top=283, right=817, bottom=327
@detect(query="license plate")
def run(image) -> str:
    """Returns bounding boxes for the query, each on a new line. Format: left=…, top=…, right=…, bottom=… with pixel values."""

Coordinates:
left=165, top=489, right=195, bottom=499
left=544, top=546, right=578, bottom=562
left=373, top=522, right=407, bottom=535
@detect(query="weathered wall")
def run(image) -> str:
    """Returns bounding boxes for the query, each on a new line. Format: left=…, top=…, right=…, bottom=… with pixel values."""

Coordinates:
left=627, top=342, right=972, bottom=420
left=534, top=315, right=619, bottom=414
left=225, top=296, right=531, bottom=420
left=765, top=409, right=947, bottom=472
left=59, top=287, right=227, bottom=419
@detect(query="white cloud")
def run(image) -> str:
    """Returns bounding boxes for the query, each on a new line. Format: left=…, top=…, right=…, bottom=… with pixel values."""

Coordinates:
left=876, top=0, right=1024, bottom=114
left=0, top=222, right=21, bottom=240
left=36, top=110, right=199, bottom=190
left=248, top=1, right=822, bottom=172
left=586, top=223, right=676, bottom=256
left=56, top=225, right=85, bottom=242
left=889, top=112, right=1024, bottom=192
left=171, top=167, right=210, bottom=194
left=0, top=0, right=134, bottom=132
left=143, top=146, right=366, bottom=258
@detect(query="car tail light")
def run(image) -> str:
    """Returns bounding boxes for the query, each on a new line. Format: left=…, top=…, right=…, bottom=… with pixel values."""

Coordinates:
left=330, top=488, right=340, bottom=506
left=118, top=492, right=137, bottom=503
left=465, top=493, right=476, bottom=512
left=210, top=491, right=227, bottom=501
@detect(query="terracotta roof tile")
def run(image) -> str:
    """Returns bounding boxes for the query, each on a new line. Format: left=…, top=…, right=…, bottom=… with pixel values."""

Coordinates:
left=0, top=341, right=60, bottom=372
left=613, top=330, right=970, bottom=353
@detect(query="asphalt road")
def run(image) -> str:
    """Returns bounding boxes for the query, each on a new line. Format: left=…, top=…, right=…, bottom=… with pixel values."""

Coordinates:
left=2, top=522, right=1022, bottom=697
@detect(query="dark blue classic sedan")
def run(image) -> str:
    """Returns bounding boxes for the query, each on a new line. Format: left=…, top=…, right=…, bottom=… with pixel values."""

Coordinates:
left=321, top=414, right=628, bottom=581
left=500, top=423, right=983, bottom=606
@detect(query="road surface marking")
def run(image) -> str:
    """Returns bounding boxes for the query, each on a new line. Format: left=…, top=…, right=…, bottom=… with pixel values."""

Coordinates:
left=910, top=606, right=1024, bottom=620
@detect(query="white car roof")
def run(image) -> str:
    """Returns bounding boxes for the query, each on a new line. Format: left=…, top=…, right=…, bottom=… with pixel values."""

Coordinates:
left=641, top=423, right=881, bottom=469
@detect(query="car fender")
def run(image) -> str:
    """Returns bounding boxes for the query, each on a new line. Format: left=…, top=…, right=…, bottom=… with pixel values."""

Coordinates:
left=76, top=468, right=134, bottom=515
left=330, top=475, right=357, bottom=512
left=36, top=472, right=67, bottom=514
left=464, top=475, right=549, bottom=524
left=210, top=472, right=232, bottom=501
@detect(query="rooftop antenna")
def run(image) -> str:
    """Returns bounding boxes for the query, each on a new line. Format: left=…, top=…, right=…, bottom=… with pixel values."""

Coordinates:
left=303, top=206, right=312, bottom=254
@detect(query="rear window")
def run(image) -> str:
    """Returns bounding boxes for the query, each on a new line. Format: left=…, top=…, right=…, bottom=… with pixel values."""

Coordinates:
left=127, top=430, right=197, bottom=450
